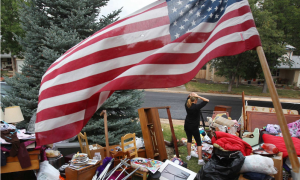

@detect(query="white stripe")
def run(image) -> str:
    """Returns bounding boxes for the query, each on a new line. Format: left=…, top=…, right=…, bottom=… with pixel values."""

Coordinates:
left=40, top=50, right=157, bottom=93
left=41, top=23, right=170, bottom=84
left=97, top=91, right=110, bottom=110
left=42, top=5, right=168, bottom=79
left=37, top=82, right=110, bottom=113
left=36, top=28, right=258, bottom=133
left=121, top=1, right=165, bottom=19
left=35, top=110, right=85, bottom=132
left=40, top=11, right=254, bottom=94
left=117, top=27, right=259, bottom=77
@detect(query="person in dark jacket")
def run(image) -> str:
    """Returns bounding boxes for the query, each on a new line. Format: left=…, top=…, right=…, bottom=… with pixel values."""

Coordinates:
left=185, top=92, right=209, bottom=165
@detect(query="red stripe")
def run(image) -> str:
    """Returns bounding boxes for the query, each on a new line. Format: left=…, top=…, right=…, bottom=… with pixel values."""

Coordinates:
left=43, top=5, right=251, bottom=84
left=36, top=120, right=84, bottom=146
left=39, top=66, right=134, bottom=103
left=46, top=2, right=167, bottom=73
left=39, top=19, right=255, bottom=101
left=43, top=16, right=170, bottom=84
left=99, top=35, right=261, bottom=92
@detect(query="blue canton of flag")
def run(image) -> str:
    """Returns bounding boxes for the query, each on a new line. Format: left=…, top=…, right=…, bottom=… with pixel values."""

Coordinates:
left=167, top=0, right=242, bottom=41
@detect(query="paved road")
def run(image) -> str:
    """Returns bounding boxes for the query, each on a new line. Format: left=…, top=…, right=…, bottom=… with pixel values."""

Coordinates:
left=141, top=91, right=243, bottom=121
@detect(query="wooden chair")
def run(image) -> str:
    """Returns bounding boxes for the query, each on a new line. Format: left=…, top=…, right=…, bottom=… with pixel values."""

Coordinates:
left=121, top=133, right=148, bottom=180
left=77, top=132, right=91, bottom=158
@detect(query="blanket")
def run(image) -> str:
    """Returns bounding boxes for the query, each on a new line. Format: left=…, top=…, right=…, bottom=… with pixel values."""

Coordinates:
left=212, top=131, right=252, bottom=156
left=262, top=134, right=300, bottom=158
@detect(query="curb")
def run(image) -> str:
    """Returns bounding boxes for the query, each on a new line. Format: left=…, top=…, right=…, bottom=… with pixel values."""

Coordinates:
left=143, top=89, right=300, bottom=103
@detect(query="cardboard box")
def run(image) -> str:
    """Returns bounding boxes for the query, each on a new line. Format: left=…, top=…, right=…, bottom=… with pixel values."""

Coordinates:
left=89, top=144, right=105, bottom=160
left=272, top=152, right=283, bottom=180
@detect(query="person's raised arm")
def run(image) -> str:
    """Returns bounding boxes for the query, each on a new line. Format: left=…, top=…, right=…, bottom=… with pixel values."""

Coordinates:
left=191, top=92, right=209, bottom=102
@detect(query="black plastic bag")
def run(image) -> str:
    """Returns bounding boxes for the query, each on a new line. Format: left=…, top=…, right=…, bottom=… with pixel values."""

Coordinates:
left=195, top=151, right=245, bottom=180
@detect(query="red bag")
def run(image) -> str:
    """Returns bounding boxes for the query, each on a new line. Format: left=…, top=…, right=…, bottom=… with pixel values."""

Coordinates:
left=261, top=143, right=279, bottom=154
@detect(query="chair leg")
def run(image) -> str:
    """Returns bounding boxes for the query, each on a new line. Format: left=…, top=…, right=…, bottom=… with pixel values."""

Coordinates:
left=143, top=172, right=147, bottom=180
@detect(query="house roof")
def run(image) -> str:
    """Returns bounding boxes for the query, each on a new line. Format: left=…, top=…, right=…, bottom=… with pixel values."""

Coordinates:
left=277, top=56, right=300, bottom=69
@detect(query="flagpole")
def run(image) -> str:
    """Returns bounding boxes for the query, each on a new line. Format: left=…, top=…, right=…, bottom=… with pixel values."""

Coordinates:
left=256, top=46, right=299, bottom=173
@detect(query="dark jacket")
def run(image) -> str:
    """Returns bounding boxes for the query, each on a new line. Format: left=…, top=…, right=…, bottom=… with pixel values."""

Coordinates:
left=185, top=97, right=208, bottom=127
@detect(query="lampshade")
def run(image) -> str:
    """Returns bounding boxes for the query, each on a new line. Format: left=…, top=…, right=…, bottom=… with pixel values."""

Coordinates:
left=0, top=108, right=4, bottom=121
left=4, top=106, right=24, bottom=123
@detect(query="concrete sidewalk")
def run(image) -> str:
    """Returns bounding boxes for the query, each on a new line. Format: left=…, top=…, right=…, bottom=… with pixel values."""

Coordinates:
left=144, top=85, right=300, bottom=103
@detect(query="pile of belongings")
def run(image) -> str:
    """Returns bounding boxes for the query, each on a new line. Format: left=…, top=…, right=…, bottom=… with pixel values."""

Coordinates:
left=69, top=153, right=89, bottom=169
left=207, top=113, right=240, bottom=136
left=195, top=132, right=278, bottom=180
left=264, top=119, right=300, bottom=138
left=1, top=121, right=47, bottom=169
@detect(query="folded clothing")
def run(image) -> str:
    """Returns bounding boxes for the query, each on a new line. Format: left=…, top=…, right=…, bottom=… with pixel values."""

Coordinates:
left=262, top=134, right=300, bottom=158
left=211, top=131, right=252, bottom=156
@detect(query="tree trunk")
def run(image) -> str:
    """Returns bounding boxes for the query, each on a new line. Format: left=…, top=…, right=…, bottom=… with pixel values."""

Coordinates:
left=11, top=56, right=17, bottom=76
left=262, top=79, right=268, bottom=93
left=228, top=75, right=235, bottom=92
left=236, top=76, right=239, bottom=88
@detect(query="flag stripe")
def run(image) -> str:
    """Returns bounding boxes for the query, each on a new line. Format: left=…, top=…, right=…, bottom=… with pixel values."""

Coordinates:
left=40, top=6, right=252, bottom=97
left=39, top=12, right=254, bottom=101
left=39, top=18, right=255, bottom=103
left=36, top=0, right=262, bottom=145
left=44, top=4, right=168, bottom=77
left=37, top=25, right=259, bottom=122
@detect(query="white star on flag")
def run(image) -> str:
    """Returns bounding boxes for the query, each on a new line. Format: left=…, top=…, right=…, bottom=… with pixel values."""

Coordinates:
left=184, top=18, right=189, bottom=22
left=175, top=33, right=180, bottom=38
left=215, top=14, right=219, bottom=18
left=221, top=7, right=224, bottom=11
left=179, top=10, right=184, bottom=16
left=211, top=0, right=216, bottom=3
left=185, top=4, right=190, bottom=8
left=179, top=25, right=185, bottom=29
left=209, top=13, right=213, bottom=18
left=177, top=0, right=183, bottom=5
left=172, top=7, right=177, bottom=13
left=207, top=7, right=212, bottom=11
left=215, top=6, right=218, bottom=11
left=196, top=11, right=200, bottom=17
left=191, top=20, right=196, bottom=26
left=173, top=21, right=177, bottom=26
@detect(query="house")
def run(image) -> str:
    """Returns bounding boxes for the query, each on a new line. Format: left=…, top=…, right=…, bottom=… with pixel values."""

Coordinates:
left=1, top=53, right=24, bottom=73
left=275, top=46, right=300, bottom=87
left=196, top=45, right=300, bottom=87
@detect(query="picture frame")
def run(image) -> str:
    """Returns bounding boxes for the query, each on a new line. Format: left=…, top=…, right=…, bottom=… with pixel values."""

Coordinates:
left=158, top=160, right=197, bottom=180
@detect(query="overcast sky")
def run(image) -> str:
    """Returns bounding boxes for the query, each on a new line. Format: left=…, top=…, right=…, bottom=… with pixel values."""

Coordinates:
left=99, top=0, right=157, bottom=19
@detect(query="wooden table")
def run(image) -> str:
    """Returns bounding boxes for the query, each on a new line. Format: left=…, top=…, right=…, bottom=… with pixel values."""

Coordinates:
left=1, top=150, right=40, bottom=174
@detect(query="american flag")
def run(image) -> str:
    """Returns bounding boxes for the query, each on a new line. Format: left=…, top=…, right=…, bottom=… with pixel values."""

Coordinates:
left=36, top=0, right=261, bottom=145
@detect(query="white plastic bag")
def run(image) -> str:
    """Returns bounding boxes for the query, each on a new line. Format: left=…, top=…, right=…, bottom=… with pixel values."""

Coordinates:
left=240, top=155, right=277, bottom=175
left=37, top=161, right=60, bottom=180
left=136, top=137, right=144, bottom=149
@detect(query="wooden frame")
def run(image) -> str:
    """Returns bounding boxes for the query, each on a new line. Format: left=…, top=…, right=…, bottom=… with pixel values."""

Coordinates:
left=77, top=132, right=91, bottom=158
left=246, top=111, right=300, bottom=132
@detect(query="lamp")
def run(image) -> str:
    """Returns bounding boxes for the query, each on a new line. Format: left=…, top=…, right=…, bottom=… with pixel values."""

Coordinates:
left=4, top=106, right=24, bottom=123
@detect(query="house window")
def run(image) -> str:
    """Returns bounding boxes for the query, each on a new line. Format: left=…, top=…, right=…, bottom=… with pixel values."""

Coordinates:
left=272, top=69, right=280, bottom=76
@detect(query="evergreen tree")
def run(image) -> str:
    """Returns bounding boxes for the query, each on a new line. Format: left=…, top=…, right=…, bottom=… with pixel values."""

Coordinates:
left=2, top=0, right=144, bottom=145
left=82, top=90, right=144, bottom=145
left=1, top=0, right=25, bottom=75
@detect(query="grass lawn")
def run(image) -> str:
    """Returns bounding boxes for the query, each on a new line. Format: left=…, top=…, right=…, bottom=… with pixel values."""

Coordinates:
left=185, top=81, right=300, bottom=99
left=133, top=123, right=201, bottom=180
